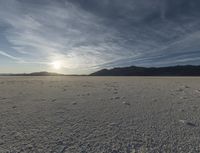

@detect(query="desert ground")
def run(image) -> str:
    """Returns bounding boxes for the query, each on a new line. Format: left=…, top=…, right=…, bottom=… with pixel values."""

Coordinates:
left=0, top=77, right=200, bottom=153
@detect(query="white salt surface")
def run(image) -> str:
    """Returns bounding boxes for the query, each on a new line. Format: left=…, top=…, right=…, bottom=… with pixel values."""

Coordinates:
left=0, top=76, right=200, bottom=152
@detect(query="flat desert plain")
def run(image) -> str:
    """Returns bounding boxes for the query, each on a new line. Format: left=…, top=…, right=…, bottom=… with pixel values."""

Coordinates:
left=0, top=77, right=200, bottom=153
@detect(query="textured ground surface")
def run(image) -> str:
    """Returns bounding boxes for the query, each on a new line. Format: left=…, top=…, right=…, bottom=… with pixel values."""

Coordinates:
left=0, top=77, right=200, bottom=153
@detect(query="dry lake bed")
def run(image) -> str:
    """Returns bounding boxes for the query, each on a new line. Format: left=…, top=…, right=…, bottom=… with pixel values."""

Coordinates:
left=1, top=76, right=200, bottom=153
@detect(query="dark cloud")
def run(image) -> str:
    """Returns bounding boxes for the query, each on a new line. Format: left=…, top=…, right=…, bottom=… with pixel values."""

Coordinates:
left=68, top=0, right=200, bottom=20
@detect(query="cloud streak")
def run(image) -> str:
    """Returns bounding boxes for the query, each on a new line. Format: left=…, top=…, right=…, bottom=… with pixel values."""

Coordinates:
left=0, top=50, right=22, bottom=61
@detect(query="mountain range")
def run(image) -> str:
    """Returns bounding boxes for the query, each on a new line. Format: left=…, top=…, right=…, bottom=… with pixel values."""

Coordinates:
left=90, top=65, right=200, bottom=76
left=0, top=72, right=64, bottom=76
left=1, top=65, right=200, bottom=76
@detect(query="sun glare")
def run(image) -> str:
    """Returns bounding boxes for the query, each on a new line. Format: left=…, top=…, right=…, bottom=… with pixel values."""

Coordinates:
left=52, top=61, right=62, bottom=70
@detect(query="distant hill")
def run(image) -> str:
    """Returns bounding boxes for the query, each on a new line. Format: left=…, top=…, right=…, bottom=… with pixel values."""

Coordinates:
left=90, top=65, right=200, bottom=76
left=0, top=71, right=64, bottom=76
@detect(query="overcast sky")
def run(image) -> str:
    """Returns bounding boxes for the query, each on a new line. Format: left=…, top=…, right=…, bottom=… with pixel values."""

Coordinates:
left=0, top=0, right=200, bottom=74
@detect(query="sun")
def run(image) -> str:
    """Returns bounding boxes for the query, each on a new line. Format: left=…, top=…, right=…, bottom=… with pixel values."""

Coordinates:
left=52, top=61, right=62, bottom=70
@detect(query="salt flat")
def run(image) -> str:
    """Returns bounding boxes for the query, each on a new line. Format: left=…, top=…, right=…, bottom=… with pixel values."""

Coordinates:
left=0, top=76, right=200, bottom=153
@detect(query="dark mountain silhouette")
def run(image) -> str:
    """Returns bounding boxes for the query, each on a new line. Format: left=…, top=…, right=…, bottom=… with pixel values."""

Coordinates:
left=0, top=72, right=64, bottom=76
left=90, top=65, right=200, bottom=76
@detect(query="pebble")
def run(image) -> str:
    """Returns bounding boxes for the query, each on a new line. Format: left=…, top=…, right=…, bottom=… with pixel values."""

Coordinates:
left=123, top=101, right=130, bottom=105
left=179, top=120, right=196, bottom=127
left=0, top=97, right=6, bottom=100
left=54, top=145, right=68, bottom=153
left=72, top=102, right=77, bottom=105
left=12, top=106, right=17, bottom=109
left=111, top=150, right=118, bottom=153
left=182, top=85, right=190, bottom=88
left=114, top=97, right=120, bottom=100
left=179, top=108, right=185, bottom=112
left=177, top=88, right=184, bottom=92
left=110, top=97, right=120, bottom=100
left=0, top=139, right=4, bottom=145
left=51, top=99, right=57, bottom=102
left=109, top=122, right=118, bottom=127
left=180, top=97, right=187, bottom=99
left=131, top=149, right=136, bottom=153
left=152, top=99, right=158, bottom=102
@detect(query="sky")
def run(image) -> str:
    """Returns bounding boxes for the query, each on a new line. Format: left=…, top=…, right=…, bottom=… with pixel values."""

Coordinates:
left=0, top=0, right=200, bottom=74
